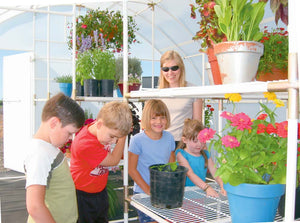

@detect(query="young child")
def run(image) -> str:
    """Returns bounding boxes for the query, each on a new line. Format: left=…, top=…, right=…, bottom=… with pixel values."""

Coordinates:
left=24, top=92, right=85, bottom=223
left=70, top=101, right=132, bottom=223
left=128, top=99, right=175, bottom=223
left=176, top=118, right=226, bottom=197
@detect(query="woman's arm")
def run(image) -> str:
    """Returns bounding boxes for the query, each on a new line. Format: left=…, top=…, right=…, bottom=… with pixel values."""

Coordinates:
left=193, top=98, right=203, bottom=122
left=128, top=151, right=151, bottom=195
left=176, top=151, right=219, bottom=197
left=26, top=185, right=56, bottom=223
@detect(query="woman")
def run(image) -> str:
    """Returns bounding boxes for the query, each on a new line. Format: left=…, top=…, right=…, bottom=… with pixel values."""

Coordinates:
left=159, top=50, right=203, bottom=145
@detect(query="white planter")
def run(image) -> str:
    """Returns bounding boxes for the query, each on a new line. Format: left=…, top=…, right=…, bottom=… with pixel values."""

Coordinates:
left=214, top=41, right=264, bottom=84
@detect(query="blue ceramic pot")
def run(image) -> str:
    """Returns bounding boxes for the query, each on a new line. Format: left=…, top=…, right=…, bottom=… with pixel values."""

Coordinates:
left=224, top=183, right=285, bottom=223
left=59, top=83, right=72, bottom=97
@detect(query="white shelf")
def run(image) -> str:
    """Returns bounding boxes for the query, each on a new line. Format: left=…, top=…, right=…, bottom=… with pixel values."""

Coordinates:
left=127, top=80, right=294, bottom=100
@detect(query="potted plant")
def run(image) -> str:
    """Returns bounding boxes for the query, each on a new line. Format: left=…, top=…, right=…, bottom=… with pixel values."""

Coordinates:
left=54, top=74, right=73, bottom=97
left=68, top=8, right=139, bottom=53
left=75, top=49, right=116, bottom=97
left=115, top=57, right=143, bottom=96
left=213, top=0, right=266, bottom=84
left=190, top=0, right=226, bottom=85
left=149, top=162, right=188, bottom=209
left=199, top=92, right=300, bottom=223
left=256, top=26, right=288, bottom=81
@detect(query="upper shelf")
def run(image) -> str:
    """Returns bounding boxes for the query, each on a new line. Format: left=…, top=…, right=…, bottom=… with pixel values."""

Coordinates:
left=127, top=80, right=296, bottom=100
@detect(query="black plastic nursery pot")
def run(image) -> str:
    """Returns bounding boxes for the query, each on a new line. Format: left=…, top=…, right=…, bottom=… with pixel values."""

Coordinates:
left=149, top=164, right=188, bottom=209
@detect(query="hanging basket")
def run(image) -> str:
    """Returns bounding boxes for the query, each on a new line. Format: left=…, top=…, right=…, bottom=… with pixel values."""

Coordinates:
left=224, top=183, right=285, bottom=223
left=214, top=41, right=264, bottom=84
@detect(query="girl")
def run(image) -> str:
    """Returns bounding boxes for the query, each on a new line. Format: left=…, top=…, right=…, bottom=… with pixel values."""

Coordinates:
left=176, top=118, right=226, bottom=197
left=129, top=99, right=175, bottom=223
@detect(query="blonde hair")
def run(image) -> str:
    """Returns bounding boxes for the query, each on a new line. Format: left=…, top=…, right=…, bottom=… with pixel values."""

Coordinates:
left=97, top=101, right=132, bottom=136
left=159, top=50, right=187, bottom=89
left=177, top=118, right=208, bottom=167
left=141, top=99, right=170, bottom=130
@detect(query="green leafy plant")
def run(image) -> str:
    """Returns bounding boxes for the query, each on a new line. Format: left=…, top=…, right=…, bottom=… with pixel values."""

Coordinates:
left=214, top=0, right=266, bottom=41
left=257, top=26, right=288, bottom=75
left=115, top=57, right=142, bottom=84
left=68, top=8, right=139, bottom=53
left=204, top=104, right=214, bottom=128
left=199, top=92, right=300, bottom=186
left=190, top=0, right=226, bottom=51
left=150, top=162, right=179, bottom=172
left=54, top=75, right=72, bottom=83
left=75, top=49, right=116, bottom=84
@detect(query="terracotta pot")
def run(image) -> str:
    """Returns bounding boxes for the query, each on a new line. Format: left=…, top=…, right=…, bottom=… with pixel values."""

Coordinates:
left=256, top=67, right=288, bottom=82
left=206, top=47, right=222, bottom=85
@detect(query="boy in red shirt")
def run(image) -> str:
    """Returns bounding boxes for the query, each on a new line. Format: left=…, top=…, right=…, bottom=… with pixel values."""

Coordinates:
left=70, top=101, right=132, bottom=223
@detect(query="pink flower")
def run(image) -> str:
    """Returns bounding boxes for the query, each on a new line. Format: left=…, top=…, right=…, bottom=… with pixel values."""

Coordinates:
left=231, top=112, right=252, bottom=131
left=198, top=128, right=216, bottom=143
left=220, top=111, right=234, bottom=121
left=221, top=135, right=240, bottom=148
left=81, top=24, right=87, bottom=29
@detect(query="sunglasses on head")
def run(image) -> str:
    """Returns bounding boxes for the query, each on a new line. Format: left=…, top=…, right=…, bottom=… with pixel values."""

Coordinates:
left=161, top=65, right=179, bottom=72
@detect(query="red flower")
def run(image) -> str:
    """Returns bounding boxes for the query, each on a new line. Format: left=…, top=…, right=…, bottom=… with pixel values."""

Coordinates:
left=266, top=123, right=277, bottom=134
left=81, top=24, right=87, bottom=29
left=257, top=114, right=267, bottom=120
left=257, top=124, right=266, bottom=134
left=277, top=121, right=288, bottom=138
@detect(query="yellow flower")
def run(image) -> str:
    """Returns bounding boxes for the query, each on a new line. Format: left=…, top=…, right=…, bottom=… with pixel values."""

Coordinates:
left=263, top=92, right=277, bottom=101
left=273, top=99, right=285, bottom=107
left=225, top=93, right=242, bottom=102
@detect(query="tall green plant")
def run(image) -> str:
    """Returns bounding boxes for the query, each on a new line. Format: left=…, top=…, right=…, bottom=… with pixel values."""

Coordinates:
left=214, top=0, right=266, bottom=41
left=75, top=49, right=116, bottom=84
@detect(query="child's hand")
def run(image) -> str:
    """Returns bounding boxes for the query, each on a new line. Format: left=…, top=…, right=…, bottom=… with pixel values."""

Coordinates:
left=220, top=187, right=227, bottom=196
left=206, top=186, right=219, bottom=197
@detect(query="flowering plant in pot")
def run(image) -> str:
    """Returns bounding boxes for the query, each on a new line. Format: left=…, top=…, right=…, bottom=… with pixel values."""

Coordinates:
left=256, top=26, right=288, bottom=81
left=198, top=92, right=300, bottom=222
left=68, top=8, right=139, bottom=53
left=190, top=0, right=226, bottom=85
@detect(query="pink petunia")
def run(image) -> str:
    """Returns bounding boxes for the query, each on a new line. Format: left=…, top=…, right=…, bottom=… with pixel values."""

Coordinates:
left=221, top=135, right=240, bottom=148
left=231, top=112, right=252, bottom=131
left=198, top=128, right=216, bottom=143
left=220, top=111, right=234, bottom=121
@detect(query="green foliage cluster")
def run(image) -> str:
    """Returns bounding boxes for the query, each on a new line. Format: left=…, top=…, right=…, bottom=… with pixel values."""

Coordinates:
left=54, top=75, right=72, bottom=83
left=214, top=0, right=266, bottom=41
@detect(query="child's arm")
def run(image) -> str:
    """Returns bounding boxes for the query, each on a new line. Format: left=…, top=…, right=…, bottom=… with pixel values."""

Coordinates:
left=101, top=136, right=126, bottom=166
left=176, top=152, right=219, bottom=197
left=168, top=151, right=176, bottom=163
left=128, top=151, right=151, bottom=195
left=207, top=158, right=227, bottom=196
left=26, top=185, right=56, bottom=223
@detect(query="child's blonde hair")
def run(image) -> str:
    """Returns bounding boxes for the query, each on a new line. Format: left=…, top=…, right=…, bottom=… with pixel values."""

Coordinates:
left=177, top=118, right=208, bottom=167
left=141, top=99, right=170, bottom=130
left=97, top=101, right=132, bottom=136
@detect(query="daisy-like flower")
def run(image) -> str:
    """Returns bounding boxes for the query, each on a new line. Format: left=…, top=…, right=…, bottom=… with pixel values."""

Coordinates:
left=231, top=112, right=252, bottom=131
left=263, top=92, right=277, bottom=101
left=221, top=135, right=240, bottom=148
left=198, top=128, right=216, bottom=143
left=225, top=93, right=242, bottom=102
